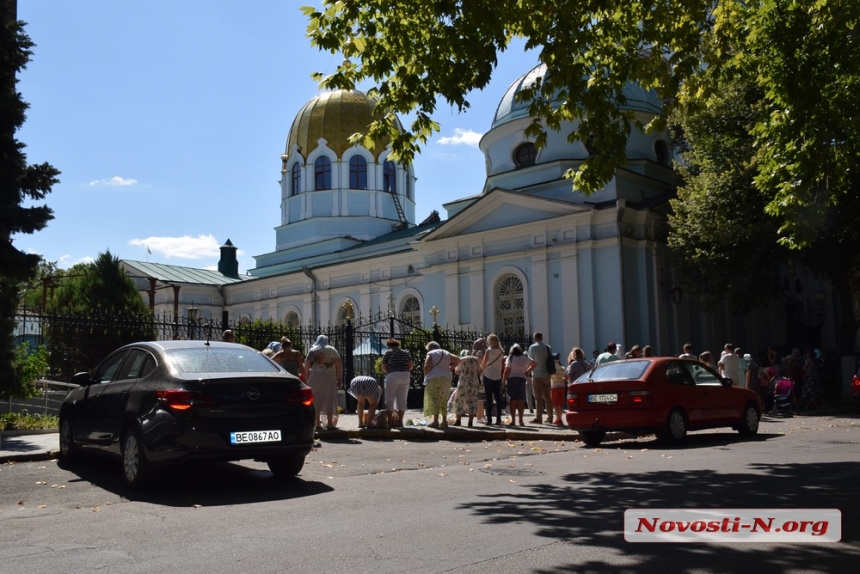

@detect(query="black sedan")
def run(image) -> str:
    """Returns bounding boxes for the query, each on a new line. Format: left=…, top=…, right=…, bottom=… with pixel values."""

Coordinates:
left=59, top=340, right=315, bottom=488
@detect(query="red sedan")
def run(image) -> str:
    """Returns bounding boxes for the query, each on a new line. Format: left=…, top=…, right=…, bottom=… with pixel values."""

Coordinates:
left=566, top=357, right=763, bottom=446
left=851, top=366, right=860, bottom=408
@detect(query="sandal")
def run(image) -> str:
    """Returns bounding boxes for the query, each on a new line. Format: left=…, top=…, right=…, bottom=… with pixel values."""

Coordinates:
left=428, top=421, right=440, bottom=428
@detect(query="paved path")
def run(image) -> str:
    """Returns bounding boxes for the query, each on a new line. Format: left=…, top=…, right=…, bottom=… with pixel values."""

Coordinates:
left=0, top=409, right=580, bottom=463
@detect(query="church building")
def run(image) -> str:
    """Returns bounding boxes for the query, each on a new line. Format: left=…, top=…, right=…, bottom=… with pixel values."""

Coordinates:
left=122, top=64, right=833, bottom=359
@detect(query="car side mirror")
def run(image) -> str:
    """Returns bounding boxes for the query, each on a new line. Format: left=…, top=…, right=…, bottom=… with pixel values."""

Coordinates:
left=721, top=377, right=734, bottom=387
left=70, top=371, right=94, bottom=386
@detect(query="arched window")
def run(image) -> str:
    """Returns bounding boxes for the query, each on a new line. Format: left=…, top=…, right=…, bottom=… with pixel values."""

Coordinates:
left=383, top=160, right=396, bottom=193
left=314, top=156, right=331, bottom=190
left=284, top=310, right=300, bottom=328
left=336, top=299, right=356, bottom=328
left=495, top=275, right=525, bottom=336
left=400, top=296, right=421, bottom=327
left=349, top=156, right=367, bottom=189
left=291, top=163, right=301, bottom=196
left=654, top=140, right=670, bottom=166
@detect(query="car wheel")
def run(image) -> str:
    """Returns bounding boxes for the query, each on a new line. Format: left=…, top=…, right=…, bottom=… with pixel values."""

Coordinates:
left=579, top=430, right=606, bottom=447
left=660, top=409, right=687, bottom=442
left=738, top=402, right=760, bottom=436
left=121, top=426, right=154, bottom=489
left=268, top=454, right=306, bottom=479
left=58, top=415, right=81, bottom=463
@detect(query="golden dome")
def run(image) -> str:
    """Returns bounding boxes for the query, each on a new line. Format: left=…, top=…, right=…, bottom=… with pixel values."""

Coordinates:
left=286, top=89, right=400, bottom=161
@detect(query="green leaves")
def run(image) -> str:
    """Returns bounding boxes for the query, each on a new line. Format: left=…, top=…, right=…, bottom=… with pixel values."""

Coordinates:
left=304, top=0, right=716, bottom=194
left=51, top=251, right=150, bottom=315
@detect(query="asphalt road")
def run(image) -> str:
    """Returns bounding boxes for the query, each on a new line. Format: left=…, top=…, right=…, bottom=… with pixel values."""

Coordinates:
left=1, top=413, right=858, bottom=574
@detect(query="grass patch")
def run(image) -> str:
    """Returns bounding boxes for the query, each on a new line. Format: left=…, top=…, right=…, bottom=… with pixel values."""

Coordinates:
left=0, top=412, right=59, bottom=431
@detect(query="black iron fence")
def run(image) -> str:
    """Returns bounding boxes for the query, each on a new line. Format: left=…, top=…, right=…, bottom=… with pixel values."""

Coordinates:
left=13, top=308, right=530, bottom=410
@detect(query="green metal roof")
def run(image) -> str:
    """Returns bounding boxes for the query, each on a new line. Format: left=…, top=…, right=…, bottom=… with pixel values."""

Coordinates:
left=123, top=260, right=256, bottom=286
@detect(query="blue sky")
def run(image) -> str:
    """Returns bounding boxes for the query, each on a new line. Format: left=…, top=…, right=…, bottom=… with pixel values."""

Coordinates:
left=16, top=1, right=537, bottom=273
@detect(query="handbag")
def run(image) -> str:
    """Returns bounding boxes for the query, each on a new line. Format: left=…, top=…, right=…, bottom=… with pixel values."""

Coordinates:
left=376, top=411, right=389, bottom=429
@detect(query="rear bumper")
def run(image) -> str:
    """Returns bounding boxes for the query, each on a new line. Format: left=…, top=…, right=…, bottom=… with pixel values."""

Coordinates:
left=565, top=409, right=663, bottom=433
left=145, top=431, right=315, bottom=467
left=141, top=409, right=315, bottom=467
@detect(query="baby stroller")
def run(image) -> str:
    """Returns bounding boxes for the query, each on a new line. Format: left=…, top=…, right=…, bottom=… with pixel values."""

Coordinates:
left=771, top=376, right=795, bottom=417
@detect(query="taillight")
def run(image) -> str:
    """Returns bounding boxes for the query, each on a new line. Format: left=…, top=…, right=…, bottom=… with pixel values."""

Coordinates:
left=156, top=389, right=218, bottom=411
left=628, top=390, right=652, bottom=405
left=852, top=376, right=860, bottom=387
left=286, top=386, right=314, bottom=407
left=567, top=393, right=579, bottom=409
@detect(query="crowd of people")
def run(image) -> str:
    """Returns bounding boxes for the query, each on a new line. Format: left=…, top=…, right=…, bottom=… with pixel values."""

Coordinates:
left=675, top=341, right=825, bottom=412
left=225, top=326, right=827, bottom=431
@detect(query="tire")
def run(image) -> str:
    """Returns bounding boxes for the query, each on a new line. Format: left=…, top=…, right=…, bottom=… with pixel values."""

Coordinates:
left=660, top=409, right=687, bottom=442
left=579, top=430, right=606, bottom=447
left=58, top=415, right=81, bottom=463
left=121, top=426, right=155, bottom=489
left=268, top=454, right=306, bottom=479
left=738, top=402, right=760, bottom=436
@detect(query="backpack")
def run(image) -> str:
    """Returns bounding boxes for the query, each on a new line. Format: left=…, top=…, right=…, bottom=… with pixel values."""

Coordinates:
left=545, top=345, right=556, bottom=375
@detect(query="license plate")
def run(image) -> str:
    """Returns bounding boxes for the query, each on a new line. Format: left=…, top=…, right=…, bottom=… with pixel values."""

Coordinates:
left=588, top=393, right=618, bottom=403
left=230, top=430, right=281, bottom=444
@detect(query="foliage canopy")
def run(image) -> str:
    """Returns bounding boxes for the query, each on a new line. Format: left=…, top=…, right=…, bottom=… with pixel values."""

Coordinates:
left=303, top=0, right=712, bottom=193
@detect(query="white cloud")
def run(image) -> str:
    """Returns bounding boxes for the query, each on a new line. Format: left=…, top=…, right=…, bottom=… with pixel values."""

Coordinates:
left=130, top=235, right=242, bottom=261
left=88, top=176, right=139, bottom=187
left=437, top=128, right=483, bottom=147
left=56, top=254, right=94, bottom=268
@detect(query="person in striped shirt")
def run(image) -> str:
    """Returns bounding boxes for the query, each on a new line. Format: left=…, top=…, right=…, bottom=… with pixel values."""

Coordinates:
left=382, top=338, right=414, bottom=428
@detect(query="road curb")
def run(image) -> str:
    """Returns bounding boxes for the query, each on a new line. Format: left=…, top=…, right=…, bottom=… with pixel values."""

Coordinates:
left=0, top=428, right=58, bottom=437
left=315, top=428, right=581, bottom=442
left=0, top=450, right=59, bottom=464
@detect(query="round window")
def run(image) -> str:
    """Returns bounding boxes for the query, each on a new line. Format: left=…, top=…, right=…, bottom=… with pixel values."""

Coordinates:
left=514, top=142, right=537, bottom=166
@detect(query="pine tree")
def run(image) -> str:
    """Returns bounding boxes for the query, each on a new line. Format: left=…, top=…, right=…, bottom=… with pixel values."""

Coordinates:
left=0, top=1, right=59, bottom=399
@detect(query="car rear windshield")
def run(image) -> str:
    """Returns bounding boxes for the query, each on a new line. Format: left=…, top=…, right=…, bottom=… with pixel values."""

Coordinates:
left=575, top=360, right=649, bottom=382
left=166, top=347, right=281, bottom=374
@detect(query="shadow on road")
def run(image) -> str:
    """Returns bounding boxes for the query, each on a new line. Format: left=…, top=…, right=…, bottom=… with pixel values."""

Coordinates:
left=459, top=461, right=860, bottom=573
left=592, top=430, right=785, bottom=451
left=58, top=456, right=334, bottom=507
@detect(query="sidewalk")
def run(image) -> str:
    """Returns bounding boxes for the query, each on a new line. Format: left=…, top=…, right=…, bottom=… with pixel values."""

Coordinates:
left=0, top=409, right=581, bottom=464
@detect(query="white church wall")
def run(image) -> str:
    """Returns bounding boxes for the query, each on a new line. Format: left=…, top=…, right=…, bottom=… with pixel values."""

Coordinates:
left=468, top=262, right=486, bottom=328
left=589, top=242, right=625, bottom=353
left=457, top=270, right=472, bottom=326
left=346, top=190, right=371, bottom=216
left=312, top=193, right=334, bottom=217
left=621, top=240, right=660, bottom=352
left=558, top=246, right=581, bottom=359
left=545, top=255, right=567, bottom=356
